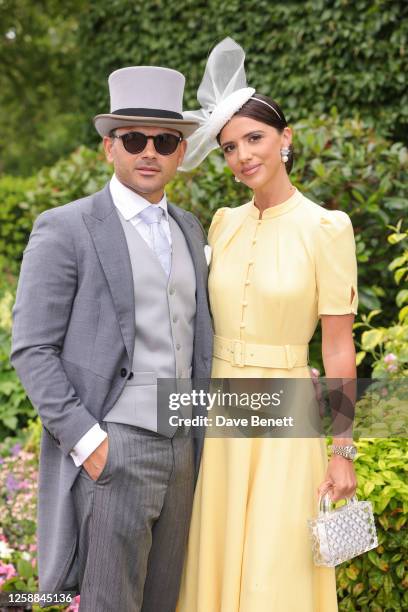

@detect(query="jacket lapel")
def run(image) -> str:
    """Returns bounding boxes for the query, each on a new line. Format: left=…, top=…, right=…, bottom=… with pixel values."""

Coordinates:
left=168, top=203, right=208, bottom=290
left=82, top=188, right=211, bottom=368
left=82, top=185, right=135, bottom=361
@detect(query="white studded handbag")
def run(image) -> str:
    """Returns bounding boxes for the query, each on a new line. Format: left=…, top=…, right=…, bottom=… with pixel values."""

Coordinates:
left=308, top=494, right=378, bottom=567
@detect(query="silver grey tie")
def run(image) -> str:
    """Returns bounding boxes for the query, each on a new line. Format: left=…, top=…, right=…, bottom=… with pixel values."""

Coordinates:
left=138, top=205, right=171, bottom=277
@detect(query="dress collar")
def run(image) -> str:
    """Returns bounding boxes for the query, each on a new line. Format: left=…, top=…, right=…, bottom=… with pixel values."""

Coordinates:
left=249, top=187, right=301, bottom=219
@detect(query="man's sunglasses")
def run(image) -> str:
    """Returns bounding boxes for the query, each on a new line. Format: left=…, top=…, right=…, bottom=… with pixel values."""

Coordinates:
left=112, top=131, right=183, bottom=155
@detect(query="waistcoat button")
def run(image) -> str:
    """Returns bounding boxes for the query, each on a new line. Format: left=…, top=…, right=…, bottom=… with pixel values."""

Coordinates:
left=120, top=368, right=128, bottom=378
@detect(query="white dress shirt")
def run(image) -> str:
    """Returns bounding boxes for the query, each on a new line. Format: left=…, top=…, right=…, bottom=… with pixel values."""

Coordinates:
left=69, top=174, right=172, bottom=466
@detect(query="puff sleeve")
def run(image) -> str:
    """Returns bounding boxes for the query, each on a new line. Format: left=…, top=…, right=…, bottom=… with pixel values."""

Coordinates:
left=316, top=211, right=358, bottom=316
left=208, top=207, right=227, bottom=248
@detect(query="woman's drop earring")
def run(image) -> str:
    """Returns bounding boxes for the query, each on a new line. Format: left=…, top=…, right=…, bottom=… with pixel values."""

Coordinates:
left=234, top=176, right=241, bottom=183
left=280, top=147, right=290, bottom=163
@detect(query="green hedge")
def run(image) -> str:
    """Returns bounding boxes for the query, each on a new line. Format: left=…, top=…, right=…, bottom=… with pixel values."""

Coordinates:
left=0, top=176, right=35, bottom=275
left=0, top=147, right=111, bottom=276
left=75, top=0, right=408, bottom=146
left=337, top=439, right=408, bottom=611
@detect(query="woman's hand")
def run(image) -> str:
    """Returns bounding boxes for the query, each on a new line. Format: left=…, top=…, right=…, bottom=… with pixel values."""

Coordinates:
left=317, top=455, right=357, bottom=503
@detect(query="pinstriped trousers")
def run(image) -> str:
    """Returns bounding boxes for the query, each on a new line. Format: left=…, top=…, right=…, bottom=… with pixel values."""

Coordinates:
left=71, top=421, right=194, bottom=612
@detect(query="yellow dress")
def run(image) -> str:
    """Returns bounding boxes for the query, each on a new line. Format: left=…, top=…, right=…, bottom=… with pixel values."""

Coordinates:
left=177, top=189, right=358, bottom=612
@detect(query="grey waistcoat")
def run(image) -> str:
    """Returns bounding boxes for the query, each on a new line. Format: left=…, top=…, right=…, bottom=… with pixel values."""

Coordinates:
left=103, top=209, right=196, bottom=433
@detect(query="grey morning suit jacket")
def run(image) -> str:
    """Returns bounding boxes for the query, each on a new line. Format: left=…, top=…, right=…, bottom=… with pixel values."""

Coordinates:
left=10, top=184, right=213, bottom=594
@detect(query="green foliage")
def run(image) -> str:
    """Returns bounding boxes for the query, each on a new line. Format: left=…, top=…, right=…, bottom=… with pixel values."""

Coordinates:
left=2, top=1, right=407, bottom=175
left=355, top=222, right=408, bottom=377
left=0, top=175, right=35, bottom=274
left=0, top=284, right=35, bottom=440
left=0, top=0, right=86, bottom=175
left=290, top=113, right=407, bottom=317
left=354, top=381, right=407, bottom=439
left=0, top=146, right=112, bottom=275
left=337, top=439, right=408, bottom=611
left=76, top=0, right=408, bottom=148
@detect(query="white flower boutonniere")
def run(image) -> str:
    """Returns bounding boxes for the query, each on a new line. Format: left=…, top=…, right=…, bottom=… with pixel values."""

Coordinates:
left=204, top=245, right=212, bottom=266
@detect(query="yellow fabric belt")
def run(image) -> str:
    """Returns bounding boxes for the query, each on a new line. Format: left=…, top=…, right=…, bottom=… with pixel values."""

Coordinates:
left=213, top=335, right=309, bottom=369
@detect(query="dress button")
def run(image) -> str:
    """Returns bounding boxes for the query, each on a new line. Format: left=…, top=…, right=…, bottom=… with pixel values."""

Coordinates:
left=252, top=239, right=257, bottom=245
left=176, top=343, right=181, bottom=350
left=120, top=368, right=128, bottom=378
left=248, top=260, right=254, bottom=265
left=173, top=315, right=178, bottom=323
left=240, top=323, right=246, bottom=328
left=242, top=301, right=248, bottom=306
left=128, top=371, right=134, bottom=380
left=169, top=287, right=175, bottom=295
left=245, top=280, right=251, bottom=286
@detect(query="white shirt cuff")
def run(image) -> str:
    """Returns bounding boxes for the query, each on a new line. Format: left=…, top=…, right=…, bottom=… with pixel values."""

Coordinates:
left=69, top=424, right=108, bottom=467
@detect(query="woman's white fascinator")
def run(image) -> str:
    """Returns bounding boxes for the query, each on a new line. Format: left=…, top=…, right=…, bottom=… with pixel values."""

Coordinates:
left=179, top=37, right=255, bottom=171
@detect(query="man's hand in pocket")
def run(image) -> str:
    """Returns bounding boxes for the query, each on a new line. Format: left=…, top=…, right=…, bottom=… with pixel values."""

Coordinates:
left=83, top=437, right=109, bottom=481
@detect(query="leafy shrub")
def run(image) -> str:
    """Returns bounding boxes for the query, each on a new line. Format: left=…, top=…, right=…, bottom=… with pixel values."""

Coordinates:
left=0, top=147, right=111, bottom=276
left=337, top=439, right=408, bottom=611
left=0, top=176, right=35, bottom=274
left=3, top=1, right=408, bottom=175
left=75, top=0, right=408, bottom=146
left=0, top=284, right=35, bottom=440
left=356, top=222, right=408, bottom=376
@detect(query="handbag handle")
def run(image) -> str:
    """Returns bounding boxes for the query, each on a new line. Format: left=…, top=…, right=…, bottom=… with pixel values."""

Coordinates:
left=318, top=493, right=358, bottom=514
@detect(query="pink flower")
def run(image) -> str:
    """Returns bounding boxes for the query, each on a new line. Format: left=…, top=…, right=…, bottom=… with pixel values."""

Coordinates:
left=387, top=363, right=398, bottom=373
left=311, top=368, right=320, bottom=378
left=18, top=479, right=30, bottom=490
left=384, top=353, right=397, bottom=364
left=0, top=561, right=17, bottom=585
left=66, top=595, right=80, bottom=611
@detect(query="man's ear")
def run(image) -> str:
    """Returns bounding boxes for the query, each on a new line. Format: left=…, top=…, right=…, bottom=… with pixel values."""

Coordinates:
left=103, top=136, right=115, bottom=164
left=176, top=138, right=188, bottom=166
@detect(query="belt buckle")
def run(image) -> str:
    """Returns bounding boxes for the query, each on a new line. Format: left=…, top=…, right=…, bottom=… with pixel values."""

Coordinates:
left=231, top=340, right=245, bottom=367
left=284, top=344, right=295, bottom=370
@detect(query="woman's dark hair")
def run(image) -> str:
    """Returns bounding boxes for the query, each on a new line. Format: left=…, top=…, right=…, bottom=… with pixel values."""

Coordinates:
left=217, top=93, right=294, bottom=173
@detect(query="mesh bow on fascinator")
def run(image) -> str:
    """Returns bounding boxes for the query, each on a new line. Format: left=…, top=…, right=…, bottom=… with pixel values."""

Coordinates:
left=179, top=37, right=255, bottom=171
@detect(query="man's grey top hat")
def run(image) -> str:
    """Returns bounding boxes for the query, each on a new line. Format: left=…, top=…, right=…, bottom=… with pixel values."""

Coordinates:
left=94, top=66, right=199, bottom=138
